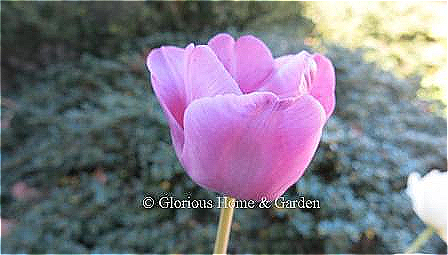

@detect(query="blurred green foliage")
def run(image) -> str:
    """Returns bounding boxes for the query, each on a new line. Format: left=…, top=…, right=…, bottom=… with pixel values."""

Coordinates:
left=303, top=2, right=447, bottom=113
left=3, top=1, right=444, bottom=113
left=1, top=1, right=186, bottom=63
left=1, top=2, right=446, bottom=254
left=1, top=1, right=298, bottom=93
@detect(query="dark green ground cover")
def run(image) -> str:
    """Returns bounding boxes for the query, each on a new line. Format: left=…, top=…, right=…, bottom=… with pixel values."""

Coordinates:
left=1, top=1, right=446, bottom=253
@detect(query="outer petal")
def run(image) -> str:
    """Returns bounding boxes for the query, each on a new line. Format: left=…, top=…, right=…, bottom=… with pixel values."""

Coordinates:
left=185, top=45, right=242, bottom=103
left=310, top=54, right=336, bottom=119
left=147, top=45, right=193, bottom=155
left=181, top=92, right=326, bottom=200
left=257, top=51, right=315, bottom=98
left=147, top=46, right=188, bottom=126
left=208, top=34, right=275, bottom=94
left=151, top=79, right=184, bottom=157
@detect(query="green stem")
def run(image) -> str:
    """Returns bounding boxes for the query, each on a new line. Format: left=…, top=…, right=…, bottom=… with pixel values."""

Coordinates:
left=405, top=226, right=434, bottom=254
left=213, top=197, right=235, bottom=254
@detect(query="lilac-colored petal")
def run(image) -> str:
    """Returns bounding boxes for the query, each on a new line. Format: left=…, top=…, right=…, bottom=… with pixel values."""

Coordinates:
left=147, top=45, right=194, bottom=156
left=208, top=34, right=275, bottom=94
left=208, top=33, right=236, bottom=78
left=258, top=51, right=315, bottom=98
left=310, top=54, right=336, bottom=119
left=146, top=46, right=189, bottom=126
left=150, top=79, right=185, bottom=157
left=275, top=54, right=295, bottom=66
left=235, top=35, right=275, bottom=93
left=186, top=45, right=242, bottom=103
left=181, top=92, right=326, bottom=200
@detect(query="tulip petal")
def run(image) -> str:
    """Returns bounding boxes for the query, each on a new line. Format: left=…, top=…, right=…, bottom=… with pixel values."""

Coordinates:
left=182, top=92, right=326, bottom=200
left=147, top=45, right=193, bottom=126
left=235, top=35, right=275, bottom=93
left=208, top=34, right=275, bottom=94
left=258, top=51, right=315, bottom=98
left=208, top=33, right=236, bottom=78
left=150, top=79, right=185, bottom=157
left=186, top=45, right=242, bottom=103
left=310, top=54, right=336, bottom=119
left=407, top=170, right=448, bottom=242
left=147, top=45, right=194, bottom=155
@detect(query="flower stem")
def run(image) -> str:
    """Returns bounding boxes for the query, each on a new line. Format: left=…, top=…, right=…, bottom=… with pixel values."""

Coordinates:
left=213, top=197, right=235, bottom=254
left=405, top=226, right=434, bottom=254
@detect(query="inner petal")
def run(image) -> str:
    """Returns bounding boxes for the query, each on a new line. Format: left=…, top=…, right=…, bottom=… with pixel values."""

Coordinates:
left=185, top=45, right=242, bottom=104
left=257, top=51, right=317, bottom=99
left=208, top=34, right=275, bottom=94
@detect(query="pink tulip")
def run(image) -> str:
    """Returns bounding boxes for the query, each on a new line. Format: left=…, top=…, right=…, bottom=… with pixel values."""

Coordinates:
left=146, top=33, right=335, bottom=200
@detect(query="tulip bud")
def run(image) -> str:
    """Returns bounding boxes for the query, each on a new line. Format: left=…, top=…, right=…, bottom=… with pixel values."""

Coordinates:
left=147, top=33, right=336, bottom=200
left=407, top=170, right=447, bottom=242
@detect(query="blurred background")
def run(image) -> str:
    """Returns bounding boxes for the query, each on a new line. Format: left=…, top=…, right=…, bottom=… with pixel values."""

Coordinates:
left=1, top=1, right=446, bottom=253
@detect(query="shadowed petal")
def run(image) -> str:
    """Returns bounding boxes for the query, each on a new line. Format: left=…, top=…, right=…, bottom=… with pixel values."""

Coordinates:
left=150, top=79, right=185, bottom=157
left=186, top=45, right=241, bottom=103
left=258, top=51, right=315, bottom=98
left=310, top=54, right=336, bottom=119
left=146, top=45, right=193, bottom=126
left=181, top=92, right=326, bottom=200
left=147, top=45, right=193, bottom=155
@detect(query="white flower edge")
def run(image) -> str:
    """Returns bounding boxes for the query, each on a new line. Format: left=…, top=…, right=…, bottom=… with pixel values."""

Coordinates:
left=407, top=170, right=447, bottom=243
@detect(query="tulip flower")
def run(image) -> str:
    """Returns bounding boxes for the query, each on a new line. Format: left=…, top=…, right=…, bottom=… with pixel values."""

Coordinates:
left=147, top=33, right=335, bottom=253
left=146, top=33, right=335, bottom=201
left=407, top=170, right=447, bottom=243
